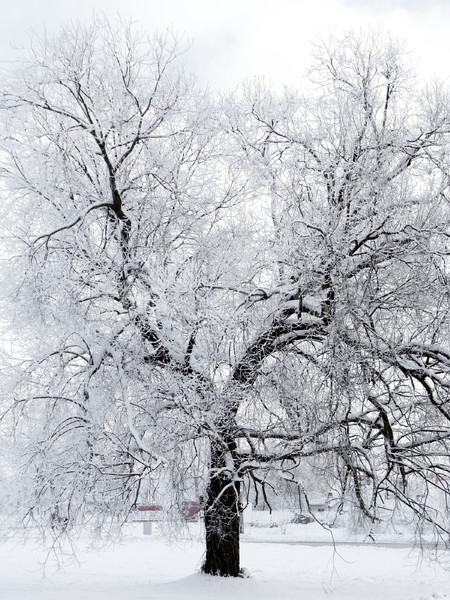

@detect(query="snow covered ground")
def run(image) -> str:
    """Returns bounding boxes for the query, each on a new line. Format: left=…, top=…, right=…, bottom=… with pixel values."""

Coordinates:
left=1, top=522, right=449, bottom=600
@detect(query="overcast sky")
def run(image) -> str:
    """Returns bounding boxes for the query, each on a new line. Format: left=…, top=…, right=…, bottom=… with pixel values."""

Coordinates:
left=1, top=0, right=450, bottom=90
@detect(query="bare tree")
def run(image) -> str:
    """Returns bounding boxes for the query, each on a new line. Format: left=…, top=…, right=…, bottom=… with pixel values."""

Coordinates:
left=0, top=17, right=249, bottom=575
left=223, top=29, right=450, bottom=544
left=2, top=24, right=450, bottom=578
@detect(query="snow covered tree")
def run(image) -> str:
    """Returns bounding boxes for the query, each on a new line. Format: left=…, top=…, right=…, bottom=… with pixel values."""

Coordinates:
left=0, top=18, right=250, bottom=575
left=2, top=23, right=450, bottom=578
left=223, top=30, right=450, bottom=543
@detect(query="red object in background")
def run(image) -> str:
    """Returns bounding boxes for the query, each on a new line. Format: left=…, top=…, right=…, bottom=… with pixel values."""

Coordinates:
left=135, top=501, right=202, bottom=521
left=181, top=500, right=202, bottom=521
left=137, top=504, right=163, bottom=512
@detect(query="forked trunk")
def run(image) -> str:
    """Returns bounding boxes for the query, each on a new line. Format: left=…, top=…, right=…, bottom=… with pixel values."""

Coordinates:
left=202, top=442, right=241, bottom=577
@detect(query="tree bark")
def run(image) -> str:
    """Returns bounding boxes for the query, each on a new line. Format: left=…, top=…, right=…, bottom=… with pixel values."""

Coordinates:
left=202, top=440, right=241, bottom=577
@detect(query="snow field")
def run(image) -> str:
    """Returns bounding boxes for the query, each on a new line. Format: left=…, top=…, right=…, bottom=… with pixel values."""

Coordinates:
left=0, top=527, right=449, bottom=600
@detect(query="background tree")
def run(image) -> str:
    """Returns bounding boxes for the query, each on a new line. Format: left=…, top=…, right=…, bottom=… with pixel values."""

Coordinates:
left=2, top=23, right=450, bottom=578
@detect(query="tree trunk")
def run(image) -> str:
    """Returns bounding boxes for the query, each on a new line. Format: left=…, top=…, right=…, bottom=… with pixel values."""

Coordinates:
left=202, top=441, right=241, bottom=577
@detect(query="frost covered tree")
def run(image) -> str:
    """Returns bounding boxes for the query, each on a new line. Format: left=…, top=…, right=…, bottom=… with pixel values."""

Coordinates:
left=222, top=30, right=450, bottom=543
left=2, top=22, right=450, bottom=578
left=0, top=18, right=250, bottom=576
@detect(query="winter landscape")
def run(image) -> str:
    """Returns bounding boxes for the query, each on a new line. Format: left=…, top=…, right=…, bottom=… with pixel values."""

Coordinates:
left=2, top=0, right=450, bottom=597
